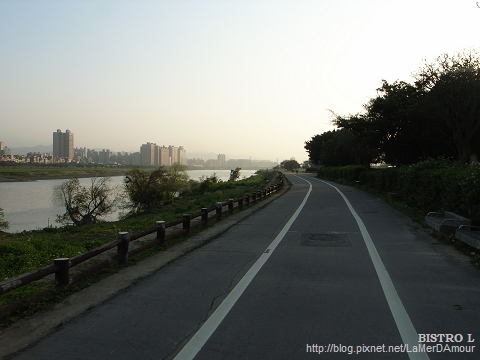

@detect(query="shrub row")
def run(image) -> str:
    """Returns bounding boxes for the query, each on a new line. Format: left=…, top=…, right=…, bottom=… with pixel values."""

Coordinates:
left=316, top=165, right=367, bottom=183
left=317, top=160, right=480, bottom=225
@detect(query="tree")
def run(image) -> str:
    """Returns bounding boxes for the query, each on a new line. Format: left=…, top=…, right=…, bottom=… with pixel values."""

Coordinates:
left=55, top=177, right=118, bottom=226
left=304, top=129, right=356, bottom=166
left=332, top=113, right=380, bottom=168
left=414, top=49, right=480, bottom=163
left=197, top=173, right=222, bottom=194
left=363, top=80, right=422, bottom=165
left=280, top=160, right=300, bottom=171
left=414, top=49, right=480, bottom=91
left=123, top=165, right=189, bottom=214
left=229, top=167, right=241, bottom=181
left=425, top=67, right=480, bottom=163
left=0, top=207, right=9, bottom=230
left=165, top=163, right=190, bottom=197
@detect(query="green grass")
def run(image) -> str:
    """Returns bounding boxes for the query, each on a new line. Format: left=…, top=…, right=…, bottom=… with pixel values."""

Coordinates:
left=0, top=169, right=281, bottom=325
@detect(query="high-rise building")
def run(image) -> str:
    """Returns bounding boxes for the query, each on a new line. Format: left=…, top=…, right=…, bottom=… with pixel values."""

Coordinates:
left=159, top=145, right=169, bottom=166
left=178, top=146, right=187, bottom=166
left=140, top=142, right=156, bottom=166
left=217, top=154, right=226, bottom=168
left=169, top=145, right=178, bottom=165
left=53, top=129, right=74, bottom=161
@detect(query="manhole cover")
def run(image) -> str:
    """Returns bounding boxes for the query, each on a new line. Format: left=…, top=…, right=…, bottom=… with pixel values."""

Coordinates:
left=308, top=234, right=339, bottom=241
left=300, top=233, right=352, bottom=247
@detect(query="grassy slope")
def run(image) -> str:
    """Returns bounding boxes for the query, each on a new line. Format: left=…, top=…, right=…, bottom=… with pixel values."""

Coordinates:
left=0, top=170, right=280, bottom=324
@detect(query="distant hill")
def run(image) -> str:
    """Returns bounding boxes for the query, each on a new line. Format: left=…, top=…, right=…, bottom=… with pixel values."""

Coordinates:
left=9, top=145, right=53, bottom=155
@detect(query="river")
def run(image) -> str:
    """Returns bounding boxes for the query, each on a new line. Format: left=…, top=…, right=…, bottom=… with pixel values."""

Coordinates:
left=0, top=169, right=257, bottom=233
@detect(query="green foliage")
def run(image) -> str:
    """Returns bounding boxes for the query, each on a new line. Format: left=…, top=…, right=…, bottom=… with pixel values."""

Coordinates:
left=0, top=207, right=8, bottom=230
left=54, top=177, right=118, bottom=226
left=280, top=160, right=300, bottom=171
left=332, top=113, right=380, bottom=167
left=425, top=66, right=480, bottom=163
left=195, top=173, right=222, bottom=195
left=317, top=165, right=367, bottom=183
left=354, top=160, right=480, bottom=225
left=307, top=49, right=480, bottom=167
left=0, top=232, right=103, bottom=281
left=305, top=129, right=357, bottom=166
left=0, top=169, right=280, bottom=283
left=228, top=167, right=241, bottom=182
left=0, top=169, right=284, bottom=321
left=122, top=165, right=189, bottom=215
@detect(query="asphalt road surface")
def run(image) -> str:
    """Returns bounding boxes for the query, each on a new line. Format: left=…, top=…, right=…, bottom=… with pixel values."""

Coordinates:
left=11, top=174, right=480, bottom=359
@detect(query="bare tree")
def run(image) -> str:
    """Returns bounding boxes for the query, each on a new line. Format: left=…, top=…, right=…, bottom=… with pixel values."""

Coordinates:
left=55, top=177, right=118, bottom=226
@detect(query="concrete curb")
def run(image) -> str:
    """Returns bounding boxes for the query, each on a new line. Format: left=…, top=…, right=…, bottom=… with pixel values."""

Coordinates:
left=0, top=180, right=291, bottom=359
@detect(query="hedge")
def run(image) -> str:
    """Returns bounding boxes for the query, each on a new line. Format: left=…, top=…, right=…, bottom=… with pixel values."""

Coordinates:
left=317, top=161, right=480, bottom=225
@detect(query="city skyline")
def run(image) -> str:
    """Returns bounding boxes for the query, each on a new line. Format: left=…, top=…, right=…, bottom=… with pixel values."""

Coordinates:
left=2, top=132, right=280, bottom=167
left=1, top=1, right=479, bottom=162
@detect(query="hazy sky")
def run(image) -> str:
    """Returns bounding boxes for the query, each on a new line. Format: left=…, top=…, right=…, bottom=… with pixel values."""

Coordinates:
left=1, top=1, right=479, bottom=162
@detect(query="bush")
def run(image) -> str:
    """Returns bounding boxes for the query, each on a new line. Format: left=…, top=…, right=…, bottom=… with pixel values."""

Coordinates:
left=340, top=159, right=480, bottom=225
left=0, top=207, right=8, bottom=230
left=122, top=165, right=189, bottom=215
left=317, top=165, right=367, bottom=183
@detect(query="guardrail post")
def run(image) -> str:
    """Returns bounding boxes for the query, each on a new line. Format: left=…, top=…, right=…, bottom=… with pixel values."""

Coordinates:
left=216, top=202, right=223, bottom=219
left=156, top=221, right=166, bottom=244
left=238, top=197, right=244, bottom=209
left=117, top=232, right=129, bottom=265
left=245, top=194, right=250, bottom=205
left=228, top=199, right=234, bottom=213
left=258, top=190, right=262, bottom=199
left=251, top=192, right=256, bottom=202
left=54, top=258, right=70, bottom=287
left=183, top=214, right=191, bottom=232
left=201, top=208, right=208, bottom=224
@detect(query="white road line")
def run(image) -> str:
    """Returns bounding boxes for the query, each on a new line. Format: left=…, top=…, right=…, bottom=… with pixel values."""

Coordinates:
left=312, top=177, right=429, bottom=360
left=173, top=178, right=313, bottom=360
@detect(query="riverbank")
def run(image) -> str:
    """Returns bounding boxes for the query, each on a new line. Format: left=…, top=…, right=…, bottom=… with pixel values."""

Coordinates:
left=0, top=170, right=281, bottom=328
left=0, top=167, right=129, bottom=182
left=0, top=173, right=289, bottom=358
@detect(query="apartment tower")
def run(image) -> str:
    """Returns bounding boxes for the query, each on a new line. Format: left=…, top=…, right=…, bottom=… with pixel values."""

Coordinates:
left=53, top=129, right=74, bottom=161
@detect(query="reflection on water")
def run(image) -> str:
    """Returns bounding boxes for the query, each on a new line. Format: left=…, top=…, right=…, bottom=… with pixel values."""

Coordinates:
left=0, top=170, right=257, bottom=233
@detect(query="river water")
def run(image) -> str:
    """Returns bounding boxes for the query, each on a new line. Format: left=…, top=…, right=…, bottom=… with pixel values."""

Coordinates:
left=0, top=169, right=257, bottom=233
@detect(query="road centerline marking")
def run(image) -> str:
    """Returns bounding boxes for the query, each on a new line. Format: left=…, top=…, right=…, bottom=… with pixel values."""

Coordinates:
left=311, top=176, right=429, bottom=360
left=173, top=177, right=313, bottom=360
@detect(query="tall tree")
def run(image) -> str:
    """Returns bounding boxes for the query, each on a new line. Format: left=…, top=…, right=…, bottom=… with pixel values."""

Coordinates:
left=123, top=166, right=189, bottom=215
left=304, top=129, right=355, bottom=166
left=365, top=80, right=418, bottom=165
left=414, top=49, right=480, bottom=91
left=425, top=66, right=480, bottom=163
left=332, top=113, right=380, bottom=168
left=413, top=50, right=480, bottom=163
